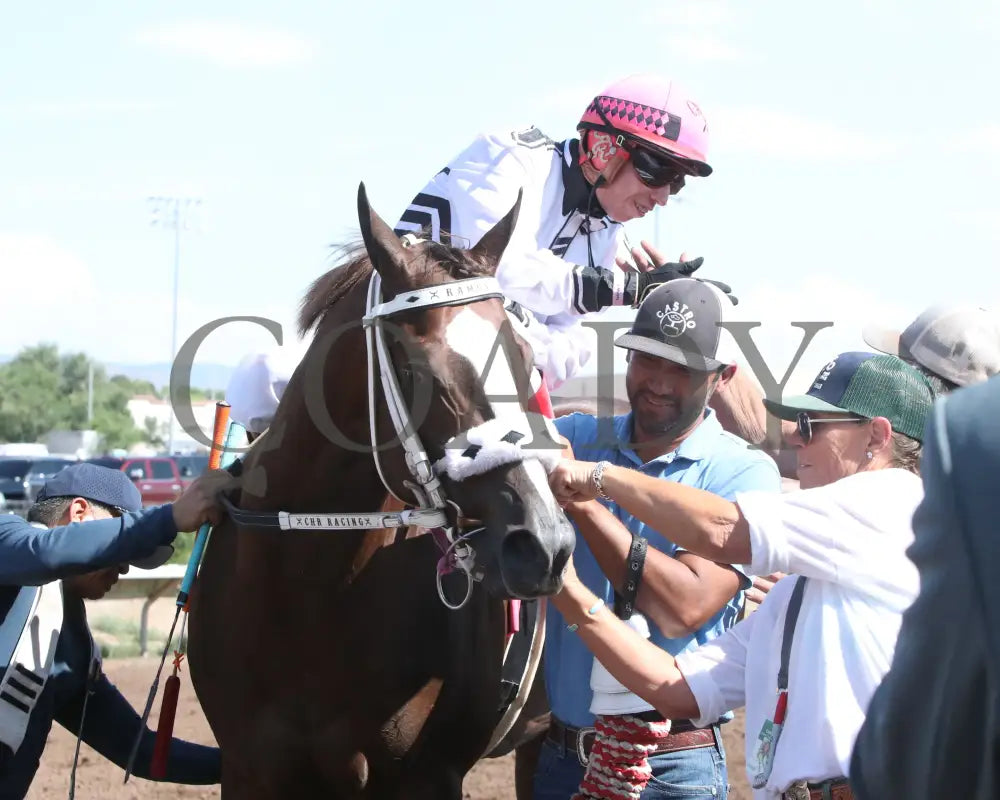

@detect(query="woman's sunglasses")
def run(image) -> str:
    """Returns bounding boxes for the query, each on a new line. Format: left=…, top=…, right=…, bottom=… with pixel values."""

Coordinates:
left=630, top=147, right=688, bottom=193
left=795, top=411, right=866, bottom=444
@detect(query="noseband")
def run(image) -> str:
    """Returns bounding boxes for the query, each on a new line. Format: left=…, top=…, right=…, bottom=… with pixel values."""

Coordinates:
left=222, top=248, right=552, bottom=609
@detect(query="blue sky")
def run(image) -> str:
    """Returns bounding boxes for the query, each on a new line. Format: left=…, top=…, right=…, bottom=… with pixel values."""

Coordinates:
left=2, top=0, right=998, bottom=392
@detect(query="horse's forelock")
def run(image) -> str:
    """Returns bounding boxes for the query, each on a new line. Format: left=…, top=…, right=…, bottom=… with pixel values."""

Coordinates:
left=297, top=231, right=496, bottom=337
left=297, top=239, right=371, bottom=337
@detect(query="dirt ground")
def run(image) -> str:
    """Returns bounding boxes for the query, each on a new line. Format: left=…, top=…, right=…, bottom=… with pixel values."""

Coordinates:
left=27, top=656, right=749, bottom=799
left=29, top=596, right=750, bottom=798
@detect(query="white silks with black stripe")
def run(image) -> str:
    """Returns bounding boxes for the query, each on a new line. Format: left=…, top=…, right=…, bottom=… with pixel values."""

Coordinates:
left=394, top=127, right=630, bottom=391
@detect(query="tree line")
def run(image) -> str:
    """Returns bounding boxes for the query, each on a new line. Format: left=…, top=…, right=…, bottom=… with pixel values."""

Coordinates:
left=0, top=344, right=221, bottom=451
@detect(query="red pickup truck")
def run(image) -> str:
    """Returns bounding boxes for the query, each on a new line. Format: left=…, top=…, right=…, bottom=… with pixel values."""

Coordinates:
left=85, top=456, right=194, bottom=506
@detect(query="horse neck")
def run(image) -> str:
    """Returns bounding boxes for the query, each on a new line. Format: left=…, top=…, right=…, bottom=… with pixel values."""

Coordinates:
left=245, top=286, right=388, bottom=514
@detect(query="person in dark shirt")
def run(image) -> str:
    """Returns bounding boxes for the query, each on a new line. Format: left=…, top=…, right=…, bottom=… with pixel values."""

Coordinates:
left=0, top=463, right=232, bottom=797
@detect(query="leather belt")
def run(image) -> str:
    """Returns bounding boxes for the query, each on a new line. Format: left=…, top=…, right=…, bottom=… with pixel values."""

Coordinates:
left=781, top=778, right=854, bottom=800
left=547, top=715, right=716, bottom=766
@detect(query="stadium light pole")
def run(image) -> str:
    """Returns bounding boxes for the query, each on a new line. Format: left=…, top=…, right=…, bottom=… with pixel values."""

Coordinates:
left=148, top=195, right=202, bottom=455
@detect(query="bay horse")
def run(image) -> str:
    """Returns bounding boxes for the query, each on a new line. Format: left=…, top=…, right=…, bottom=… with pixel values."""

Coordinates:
left=187, top=185, right=575, bottom=798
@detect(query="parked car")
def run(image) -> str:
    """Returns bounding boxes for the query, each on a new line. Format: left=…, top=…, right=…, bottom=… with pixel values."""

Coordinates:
left=84, top=456, right=194, bottom=506
left=172, top=453, right=210, bottom=479
left=0, top=456, right=76, bottom=515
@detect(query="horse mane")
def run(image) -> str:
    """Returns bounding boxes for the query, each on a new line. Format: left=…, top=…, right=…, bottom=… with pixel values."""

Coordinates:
left=297, top=233, right=495, bottom=337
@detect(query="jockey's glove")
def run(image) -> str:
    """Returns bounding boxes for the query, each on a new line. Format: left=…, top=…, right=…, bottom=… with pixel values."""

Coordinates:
left=631, top=257, right=738, bottom=307
left=576, top=259, right=737, bottom=313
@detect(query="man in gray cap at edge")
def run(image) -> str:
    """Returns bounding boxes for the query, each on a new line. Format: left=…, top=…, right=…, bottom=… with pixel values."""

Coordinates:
left=863, top=303, right=1000, bottom=392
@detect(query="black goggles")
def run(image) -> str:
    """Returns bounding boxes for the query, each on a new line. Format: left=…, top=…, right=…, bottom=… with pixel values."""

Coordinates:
left=795, top=411, right=866, bottom=443
left=629, top=146, right=688, bottom=193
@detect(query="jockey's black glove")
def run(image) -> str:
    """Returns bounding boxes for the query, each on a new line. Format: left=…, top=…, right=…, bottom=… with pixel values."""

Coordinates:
left=578, top=259, right=737, bottom=312
left=632, top=257, right=738, bottom=307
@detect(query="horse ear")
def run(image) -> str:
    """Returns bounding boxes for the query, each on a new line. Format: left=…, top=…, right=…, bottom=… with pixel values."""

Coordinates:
left=357, top=182, right=414, bottom=292
left=469, top=189, right=522, bottom=270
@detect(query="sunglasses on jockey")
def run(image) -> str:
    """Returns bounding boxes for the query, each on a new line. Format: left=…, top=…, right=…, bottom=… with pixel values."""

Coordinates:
left=627, top=144, right=689, bottom=194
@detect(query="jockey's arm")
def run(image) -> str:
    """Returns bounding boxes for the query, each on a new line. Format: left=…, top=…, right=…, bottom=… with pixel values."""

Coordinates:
left=395, top=132, right=631, bottom=318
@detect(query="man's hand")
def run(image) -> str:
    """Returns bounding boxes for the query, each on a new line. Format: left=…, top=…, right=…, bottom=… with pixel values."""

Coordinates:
left=549, top=459, right=599, bottom=505
left=745, top=572, right=786, bottom=606
left=172, top=469, right=238, bottom=532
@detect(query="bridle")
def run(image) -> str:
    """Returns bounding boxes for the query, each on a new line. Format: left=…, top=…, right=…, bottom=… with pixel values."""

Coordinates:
left=221, top=247, right=546, bottom=609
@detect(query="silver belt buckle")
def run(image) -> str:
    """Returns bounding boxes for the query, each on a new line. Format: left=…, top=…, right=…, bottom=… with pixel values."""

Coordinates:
left=576, top=726, right=596, bottom=766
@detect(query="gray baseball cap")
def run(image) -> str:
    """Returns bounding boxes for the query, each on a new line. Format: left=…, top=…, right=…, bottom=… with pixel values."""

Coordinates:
left=615, top=278, right=737, bottom=371
left=863, top=304, right=1000, bottom=388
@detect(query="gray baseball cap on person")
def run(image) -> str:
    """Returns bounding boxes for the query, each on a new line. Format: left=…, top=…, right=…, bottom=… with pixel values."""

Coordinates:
left=615, top=278, right=738, bottom=371
left=863, top=304, right=1000, bottom=388
left=35, top=463, right=173, bottom=569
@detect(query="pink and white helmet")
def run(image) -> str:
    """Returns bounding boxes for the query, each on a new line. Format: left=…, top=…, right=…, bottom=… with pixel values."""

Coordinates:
left=578, top=74, right=712, bottom=176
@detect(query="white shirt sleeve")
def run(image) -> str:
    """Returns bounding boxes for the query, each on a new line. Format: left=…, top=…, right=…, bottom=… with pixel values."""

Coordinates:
left=736, top=469, right=923, bottom=599
left=675, top=609, right=756, bottom=728
left=517, top=310, right=599, bottom=391
left=396, top=132, right=598, bottom=319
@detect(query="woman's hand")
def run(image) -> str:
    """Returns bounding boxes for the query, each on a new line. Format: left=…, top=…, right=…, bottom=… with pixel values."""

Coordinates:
left=548, top=459, right=599, bottom=505
left=745, top=572, right=786, bottom=605
left=559, top=553, right=580, bottom=587
left=553, top=555, right=591, bottom=615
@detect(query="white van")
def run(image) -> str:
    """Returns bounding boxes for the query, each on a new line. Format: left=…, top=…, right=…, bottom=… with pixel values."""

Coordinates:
left=0, top=443, right=49, bottom=457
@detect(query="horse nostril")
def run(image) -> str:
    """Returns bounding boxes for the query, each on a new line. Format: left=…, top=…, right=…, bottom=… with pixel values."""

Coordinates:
left=500, top=529, right=550, bottom=597
left=550, top=544, right=570, bottom=579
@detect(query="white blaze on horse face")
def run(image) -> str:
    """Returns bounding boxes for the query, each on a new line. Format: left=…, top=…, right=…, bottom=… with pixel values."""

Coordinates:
left=444, top=308, right=530, bottom=419
left=521, top=456, right=561, bottom=518
left=443, top=307, right=559, bottom=512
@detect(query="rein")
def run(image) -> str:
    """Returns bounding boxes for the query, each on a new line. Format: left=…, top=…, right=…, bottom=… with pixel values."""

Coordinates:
left=220, top=261, right=545, bottom=609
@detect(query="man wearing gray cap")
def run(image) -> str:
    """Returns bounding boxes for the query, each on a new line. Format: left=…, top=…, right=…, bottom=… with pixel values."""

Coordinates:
left=863, top=303, right=1000, bottom=392
left=0, top=463, right=231, bottom=586
left=534, top=279, right=780, bottom=800
left=0, top=463, right=231, bottom=795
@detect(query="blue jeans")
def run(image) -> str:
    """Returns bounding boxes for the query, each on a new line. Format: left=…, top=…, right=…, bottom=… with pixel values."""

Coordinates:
left=532, top=724, right=728, bottom=799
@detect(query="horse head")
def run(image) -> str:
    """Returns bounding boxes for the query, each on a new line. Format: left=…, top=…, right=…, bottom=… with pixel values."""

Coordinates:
left=352, top=183, right=574, bottom=600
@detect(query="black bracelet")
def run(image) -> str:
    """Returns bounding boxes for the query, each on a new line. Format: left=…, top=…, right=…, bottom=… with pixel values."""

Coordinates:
left=613, top=534, right=648, bottom=620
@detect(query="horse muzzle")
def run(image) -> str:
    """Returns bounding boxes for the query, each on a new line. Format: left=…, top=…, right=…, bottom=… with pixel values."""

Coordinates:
left=495, top=511, right=575, bottom=599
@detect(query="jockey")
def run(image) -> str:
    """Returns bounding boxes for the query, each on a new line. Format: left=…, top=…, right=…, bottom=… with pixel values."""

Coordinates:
left=396, top=74, right=732, bottom=392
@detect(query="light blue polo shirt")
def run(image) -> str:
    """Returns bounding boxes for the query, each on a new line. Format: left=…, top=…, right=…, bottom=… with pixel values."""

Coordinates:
left=546, top=408, right=781, bottom=728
